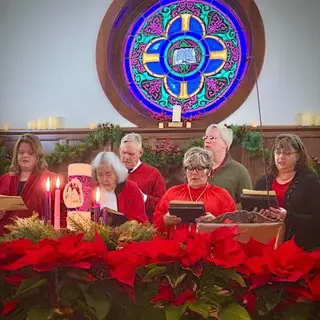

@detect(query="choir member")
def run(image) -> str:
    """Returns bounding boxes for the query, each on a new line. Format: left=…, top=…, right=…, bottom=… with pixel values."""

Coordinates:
left=204, top=124, right=252, bottom=205
left=0, top=134, right=56, bottom=233
left=119, top=133, right=166, bottom=219
left=153, top=147, right=236, bottom=230
left=91, top=151, right=148, bottom=224
left=255, top=133, right=320, bottom=250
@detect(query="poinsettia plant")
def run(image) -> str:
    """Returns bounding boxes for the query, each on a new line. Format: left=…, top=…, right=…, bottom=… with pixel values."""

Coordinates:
left=1, top=224, right=320, bottom=319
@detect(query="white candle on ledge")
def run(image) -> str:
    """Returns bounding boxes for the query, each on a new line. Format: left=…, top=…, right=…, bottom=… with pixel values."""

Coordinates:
left=3, top=124, right=10, bottom=130
left=172, top=105, right=181, bottom=122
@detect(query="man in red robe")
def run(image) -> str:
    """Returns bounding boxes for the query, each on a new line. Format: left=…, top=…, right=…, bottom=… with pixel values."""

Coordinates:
left=119, top=133, right=166, bottom=219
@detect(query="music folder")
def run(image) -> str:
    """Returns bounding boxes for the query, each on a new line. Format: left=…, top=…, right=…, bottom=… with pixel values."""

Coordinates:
left=240, top=189, right=278, bottom=211
left=0, top=195, right=28, bottom=212
left=168, top=200, right=205, bottom=223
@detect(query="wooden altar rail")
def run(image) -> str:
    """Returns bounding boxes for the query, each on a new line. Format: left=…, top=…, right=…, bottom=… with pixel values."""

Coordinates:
left=1, top=126, right=319, bottom=184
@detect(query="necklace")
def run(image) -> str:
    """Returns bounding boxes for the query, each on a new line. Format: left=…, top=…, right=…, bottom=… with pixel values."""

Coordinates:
left=187, top=183, right=209, bottom=202
left=277, top=172, right=295, bottom=183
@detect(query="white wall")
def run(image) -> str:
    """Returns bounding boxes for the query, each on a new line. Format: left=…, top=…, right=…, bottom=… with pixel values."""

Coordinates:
left=0, top=0, right=319, bottom=129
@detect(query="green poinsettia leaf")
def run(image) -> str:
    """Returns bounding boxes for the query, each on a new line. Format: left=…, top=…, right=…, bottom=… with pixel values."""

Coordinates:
left=174, top=273, right=187, bottom=287
left=27, top=308, right=54, bottom=320
left=188, top=301, right=211, bottom=319
left=15, top=278, right=47, bottom=299
left=283, top=303, right=312, bottom=320
left=219, top=303, right=251, bottom=320
left=141, top=306, right=165, bottom=320
left=165, top=304, right=187, bottom=320
left=256, top=287, right=283, bottom=315
left=83, top=286, right=111, bottom=320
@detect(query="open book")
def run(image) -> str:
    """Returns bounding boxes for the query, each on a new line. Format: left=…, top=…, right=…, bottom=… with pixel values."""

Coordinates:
left=240, top=189, right=278, bottom=211
left=0, top=195, right=28, bottom=212
left=168, top=200, right=205, bottom=223
left=102, top=207, right=127, bottom=227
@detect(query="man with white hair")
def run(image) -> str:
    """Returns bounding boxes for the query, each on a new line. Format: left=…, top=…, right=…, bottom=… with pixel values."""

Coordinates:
left=204, top=124, right=252, bottom=204
left=119, top=133, right=166, bottom=219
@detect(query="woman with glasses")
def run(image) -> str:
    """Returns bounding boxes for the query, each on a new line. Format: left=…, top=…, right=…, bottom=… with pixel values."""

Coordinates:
left=255, top=134, right=320, bottom=250
left=153, top=147, right=236, bottom=230
left=204, top=124, right=252, bottom=205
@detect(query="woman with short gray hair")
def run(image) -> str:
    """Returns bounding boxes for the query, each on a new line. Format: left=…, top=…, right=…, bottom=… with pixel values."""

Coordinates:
left=154, top=147, right=236, bottom=230
left=91, top=152, right=148, bottom=224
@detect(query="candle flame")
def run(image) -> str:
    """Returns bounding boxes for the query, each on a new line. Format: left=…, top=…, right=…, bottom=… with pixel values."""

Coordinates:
left=96, top=187, right=101, bottom=202
left=56, top=176, right=61, bottom=189
left=46, top=177, right=51, bottom=192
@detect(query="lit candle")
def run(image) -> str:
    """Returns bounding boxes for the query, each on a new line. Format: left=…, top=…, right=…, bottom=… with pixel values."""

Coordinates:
left=172, top=105, right=181, bottom=122
left=94, top=187, right=101, bottom=222
left=102, top=208, right=108, bottom=225
left=54, top=176, right=61, bottom=229
left=44, top=177, right=52, bottom=223
left=3, top=124, right=10, bottom=131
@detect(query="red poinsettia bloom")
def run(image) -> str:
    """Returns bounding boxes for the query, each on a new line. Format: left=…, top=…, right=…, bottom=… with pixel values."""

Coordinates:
left=4, top=274, right=28, bottom=286
left=151, top=284, right=196, bottom=306
left=2, top=233, right=109, bottom=272
left=306, top=273, right=320, bottom=301
left=207, top=237, right=245, bottom=269
left=0, top=238, right=34, bottom=270
left=1, top=300, right=18, bottom=316
left=268, top=239, right=314, bottom=282
left=171, top=229, right=211, bottom=267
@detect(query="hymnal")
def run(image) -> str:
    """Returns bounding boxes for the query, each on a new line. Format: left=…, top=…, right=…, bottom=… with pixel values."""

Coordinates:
left=168, top=200, right=205, bottom=223
left=0, top=195, right=28, bottom=212
left=240, top=189, right=278, bottom=211
left=102, top=207, right=127, bottom=227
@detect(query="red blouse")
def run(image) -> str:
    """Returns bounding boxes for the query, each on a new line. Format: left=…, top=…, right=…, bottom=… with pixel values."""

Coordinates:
left=153, top=183, right=237, bottom=230
left=272, top=179, right=290, bottom=208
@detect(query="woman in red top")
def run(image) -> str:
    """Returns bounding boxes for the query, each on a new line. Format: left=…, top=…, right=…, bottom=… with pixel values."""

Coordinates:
left=91, top=152, right=147, bottom=225
left=255, top=134, right=320, bottom=250
left=0, top=134, right=56, bottom=233
left=153, top=147, right=237, bottom=230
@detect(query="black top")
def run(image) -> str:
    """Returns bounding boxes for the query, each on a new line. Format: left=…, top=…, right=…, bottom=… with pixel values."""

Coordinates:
left=255, top=170, right=320, bottom=250
left=17, top=181, right=26, bottom=196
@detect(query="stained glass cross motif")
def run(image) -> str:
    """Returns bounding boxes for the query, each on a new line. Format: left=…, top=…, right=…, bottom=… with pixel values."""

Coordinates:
left=141, top=13, right=228, bottom=99
left=123, top=0, right=247, bottom=117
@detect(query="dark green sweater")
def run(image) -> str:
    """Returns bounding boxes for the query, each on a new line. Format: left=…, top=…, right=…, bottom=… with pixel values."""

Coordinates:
left=208, top=154, right=252, bottom=204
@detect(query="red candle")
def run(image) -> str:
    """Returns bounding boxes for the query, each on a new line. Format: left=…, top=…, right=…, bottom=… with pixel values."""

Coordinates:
left=94, top=187, right=101, bottom=222
left=45, top=177, right=51, bottom=223
left=54, top=176, right=61, bottom=229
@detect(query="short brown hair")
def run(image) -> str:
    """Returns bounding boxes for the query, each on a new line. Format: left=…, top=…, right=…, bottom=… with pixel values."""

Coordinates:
left=268, top=133, right=314, bottom=177
left=10, top=133, right=48, bottom=173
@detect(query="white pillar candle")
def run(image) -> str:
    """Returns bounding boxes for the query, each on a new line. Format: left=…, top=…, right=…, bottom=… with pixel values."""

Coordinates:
left=3, top=124, right=10, bottom=130
left=172, top=105, right=181, bottom=122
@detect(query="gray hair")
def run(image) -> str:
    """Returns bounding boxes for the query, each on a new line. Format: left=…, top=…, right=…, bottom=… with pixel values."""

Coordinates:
left=205, top=124, right=233, bottom=149
left=183, top=147, right=213, bottom=172
left=91, top=152, right=128, bottom=183
left=120, top=133, right=142, bottom=150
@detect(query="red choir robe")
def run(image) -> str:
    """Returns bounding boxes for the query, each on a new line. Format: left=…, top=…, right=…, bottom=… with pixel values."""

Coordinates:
left=97, top=179, right=148, bottom=224
left=0, top=170, right=57, bottom=233
left=127, top=162, right=166, bottom=218
left=153, top=183, right=237, bottom=230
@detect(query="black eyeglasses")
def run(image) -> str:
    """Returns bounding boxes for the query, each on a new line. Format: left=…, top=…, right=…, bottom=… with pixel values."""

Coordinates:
left=185, top=166, right=208, bottom=173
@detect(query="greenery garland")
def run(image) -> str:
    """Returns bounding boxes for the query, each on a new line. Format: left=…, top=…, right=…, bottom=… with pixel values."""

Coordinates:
left=1, top=214, right=156, bottom=251
left=0, top=124, right=270, bottom=176
left=46, top=123, right=123, bottom=165
left=0, top=137, right=11, bottom=176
